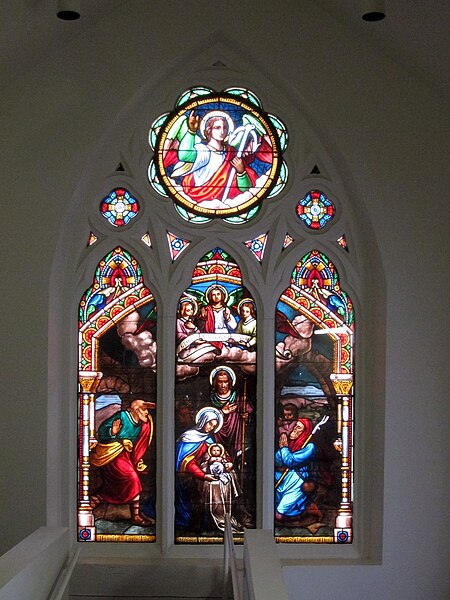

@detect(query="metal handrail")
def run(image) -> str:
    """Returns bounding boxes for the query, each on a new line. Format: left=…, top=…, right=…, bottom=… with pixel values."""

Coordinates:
left=223, top=514, right=242, bottom=600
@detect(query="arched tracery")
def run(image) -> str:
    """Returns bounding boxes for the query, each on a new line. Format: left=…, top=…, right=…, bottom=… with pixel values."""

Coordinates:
left=70, top=81, right=372, bottom=552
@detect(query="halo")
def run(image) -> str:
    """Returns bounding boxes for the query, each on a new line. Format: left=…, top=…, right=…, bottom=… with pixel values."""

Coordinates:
left=199, top=110, right=235, bottom=140
left=209, top=365, right=237, bottom=387
left=178, top=296, right=198, bottom=316
left=237, top=298, right=255, bottom=314
left=208, top=443, right=225, bottom=458
left=205, top=284, right=228, bottom=305
left=195, top=407, right=224, bottom=433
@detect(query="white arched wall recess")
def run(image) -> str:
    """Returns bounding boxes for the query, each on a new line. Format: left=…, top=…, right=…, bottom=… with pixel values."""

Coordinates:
left=48, top=32, right=385, bottom=563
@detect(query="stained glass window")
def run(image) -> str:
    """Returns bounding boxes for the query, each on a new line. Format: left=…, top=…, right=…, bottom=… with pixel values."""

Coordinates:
left=223, top=87, right=262, bottom=107
left=175, top=204, right=212, bottom=224
left=78, top=247, right=157, bottom=542
left=244, top=233, right=268, bottom=262
left=149, top=87, right=288, bottom=222
left=275, top=250, right=354, bottom=543
left=296, top=190, right=336, bottom=230
left=100, top=188, right=140, bottom=227
left=175, top=86, right=215, bottom=107
left=167, top=231, right=190, bottom=261
left=283, top=233, right=294, bottom=250
left=76, top=82, right=363, bottom=550
left=268, top=161, right=288, bottom=198
left=337, top=234, right=349, bottom=252
left=175, top=248, right=256, bottom=543
left=87, top=232, right=97, bottom=246
left=141, top=233, right=152, bottom=247
left=148, top=160, right=169, bottom=198
left=223, top=205, right=261, bottom=225
left=268, top=113, right=288, bottom=152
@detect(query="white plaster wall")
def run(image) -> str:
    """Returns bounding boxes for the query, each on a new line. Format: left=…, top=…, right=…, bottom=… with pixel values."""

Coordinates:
left=0, top=1, right=448, bottom=598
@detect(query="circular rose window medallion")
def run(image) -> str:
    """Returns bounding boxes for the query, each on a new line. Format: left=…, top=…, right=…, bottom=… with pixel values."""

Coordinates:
left=149, top=87, right=287, bottom=219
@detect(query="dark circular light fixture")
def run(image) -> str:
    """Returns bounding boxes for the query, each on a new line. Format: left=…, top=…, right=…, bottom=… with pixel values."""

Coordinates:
left=57, top=10, right=80, bottom=20
left=57, top=0, right=80, bottom=20
left=362, top=0, right=385, bottom=22
left=362, top=11, right=385, bottom=21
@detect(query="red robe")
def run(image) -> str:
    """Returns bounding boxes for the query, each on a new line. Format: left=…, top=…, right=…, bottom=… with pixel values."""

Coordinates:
left=182, top=146, right=258, bottom=203
left=94, top=414, right=151, bottom=504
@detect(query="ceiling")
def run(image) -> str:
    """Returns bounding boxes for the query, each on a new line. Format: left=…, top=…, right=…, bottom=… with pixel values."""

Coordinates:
left=317, top=0, right=450, bottom=101
left=0, top=1, right=449, bottom=101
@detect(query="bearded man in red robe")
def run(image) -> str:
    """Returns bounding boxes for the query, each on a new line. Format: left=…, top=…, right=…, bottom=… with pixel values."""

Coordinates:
left=90, top=399, right=155, bottom=527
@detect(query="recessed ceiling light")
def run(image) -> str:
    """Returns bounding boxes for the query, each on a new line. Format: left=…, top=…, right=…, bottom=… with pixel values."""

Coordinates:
left=57, top=0, right=80, bottom=20
left=362, top=0, right=385, bottom=22
left=362, top=11, right=385, bottom=21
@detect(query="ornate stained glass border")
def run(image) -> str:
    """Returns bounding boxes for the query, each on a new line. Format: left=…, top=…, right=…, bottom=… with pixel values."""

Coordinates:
left=149, top=87, right=288, bottom=220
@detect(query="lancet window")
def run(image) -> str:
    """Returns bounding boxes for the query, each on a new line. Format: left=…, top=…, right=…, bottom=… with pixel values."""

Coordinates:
left=76, top=85, right=356, bottom=546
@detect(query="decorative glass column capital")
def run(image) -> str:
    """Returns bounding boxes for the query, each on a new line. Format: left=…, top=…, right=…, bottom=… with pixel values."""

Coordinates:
left=330, top=373, right=353, bottom=395
left=79, top=370, right=103, bottom=393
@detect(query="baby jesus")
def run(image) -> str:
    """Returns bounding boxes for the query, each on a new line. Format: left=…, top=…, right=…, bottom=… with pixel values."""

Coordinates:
left=199, top=442, right=255, bottom=533
left=201, top=443, right=234, bottom=484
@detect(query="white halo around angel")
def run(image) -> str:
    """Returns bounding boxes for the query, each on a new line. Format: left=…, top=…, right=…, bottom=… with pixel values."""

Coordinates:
left=237, top=298, right=255, bottom=314
left=209, top=365, right=237, bottom=387
left=199, top=110, right=235, bottom=140
left=178, top=296, right=198, bottom=316
left=195, top=407, right=224, bottom=433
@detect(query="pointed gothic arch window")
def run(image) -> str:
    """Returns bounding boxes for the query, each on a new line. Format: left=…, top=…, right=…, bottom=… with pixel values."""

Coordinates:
left=174, top=247, right=257, bottom=543
left=73, top=84, right=367, bottom=550
left=275, top=250, right=354, bottom=543
left=77, top=247, right=157, bottom=542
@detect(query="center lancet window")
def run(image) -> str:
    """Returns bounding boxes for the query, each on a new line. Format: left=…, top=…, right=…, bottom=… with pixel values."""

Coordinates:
left=175, top=248, right=257, bottom=543
left=76, top=84, right=358, bottom=549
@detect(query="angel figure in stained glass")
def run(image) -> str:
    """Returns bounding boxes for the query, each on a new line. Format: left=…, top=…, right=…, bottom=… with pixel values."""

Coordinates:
left=176, top=297, right=219, bottom=365
left=234, top=299, right=256, bottom=350
left=168, top=110, right=266, bottom=209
